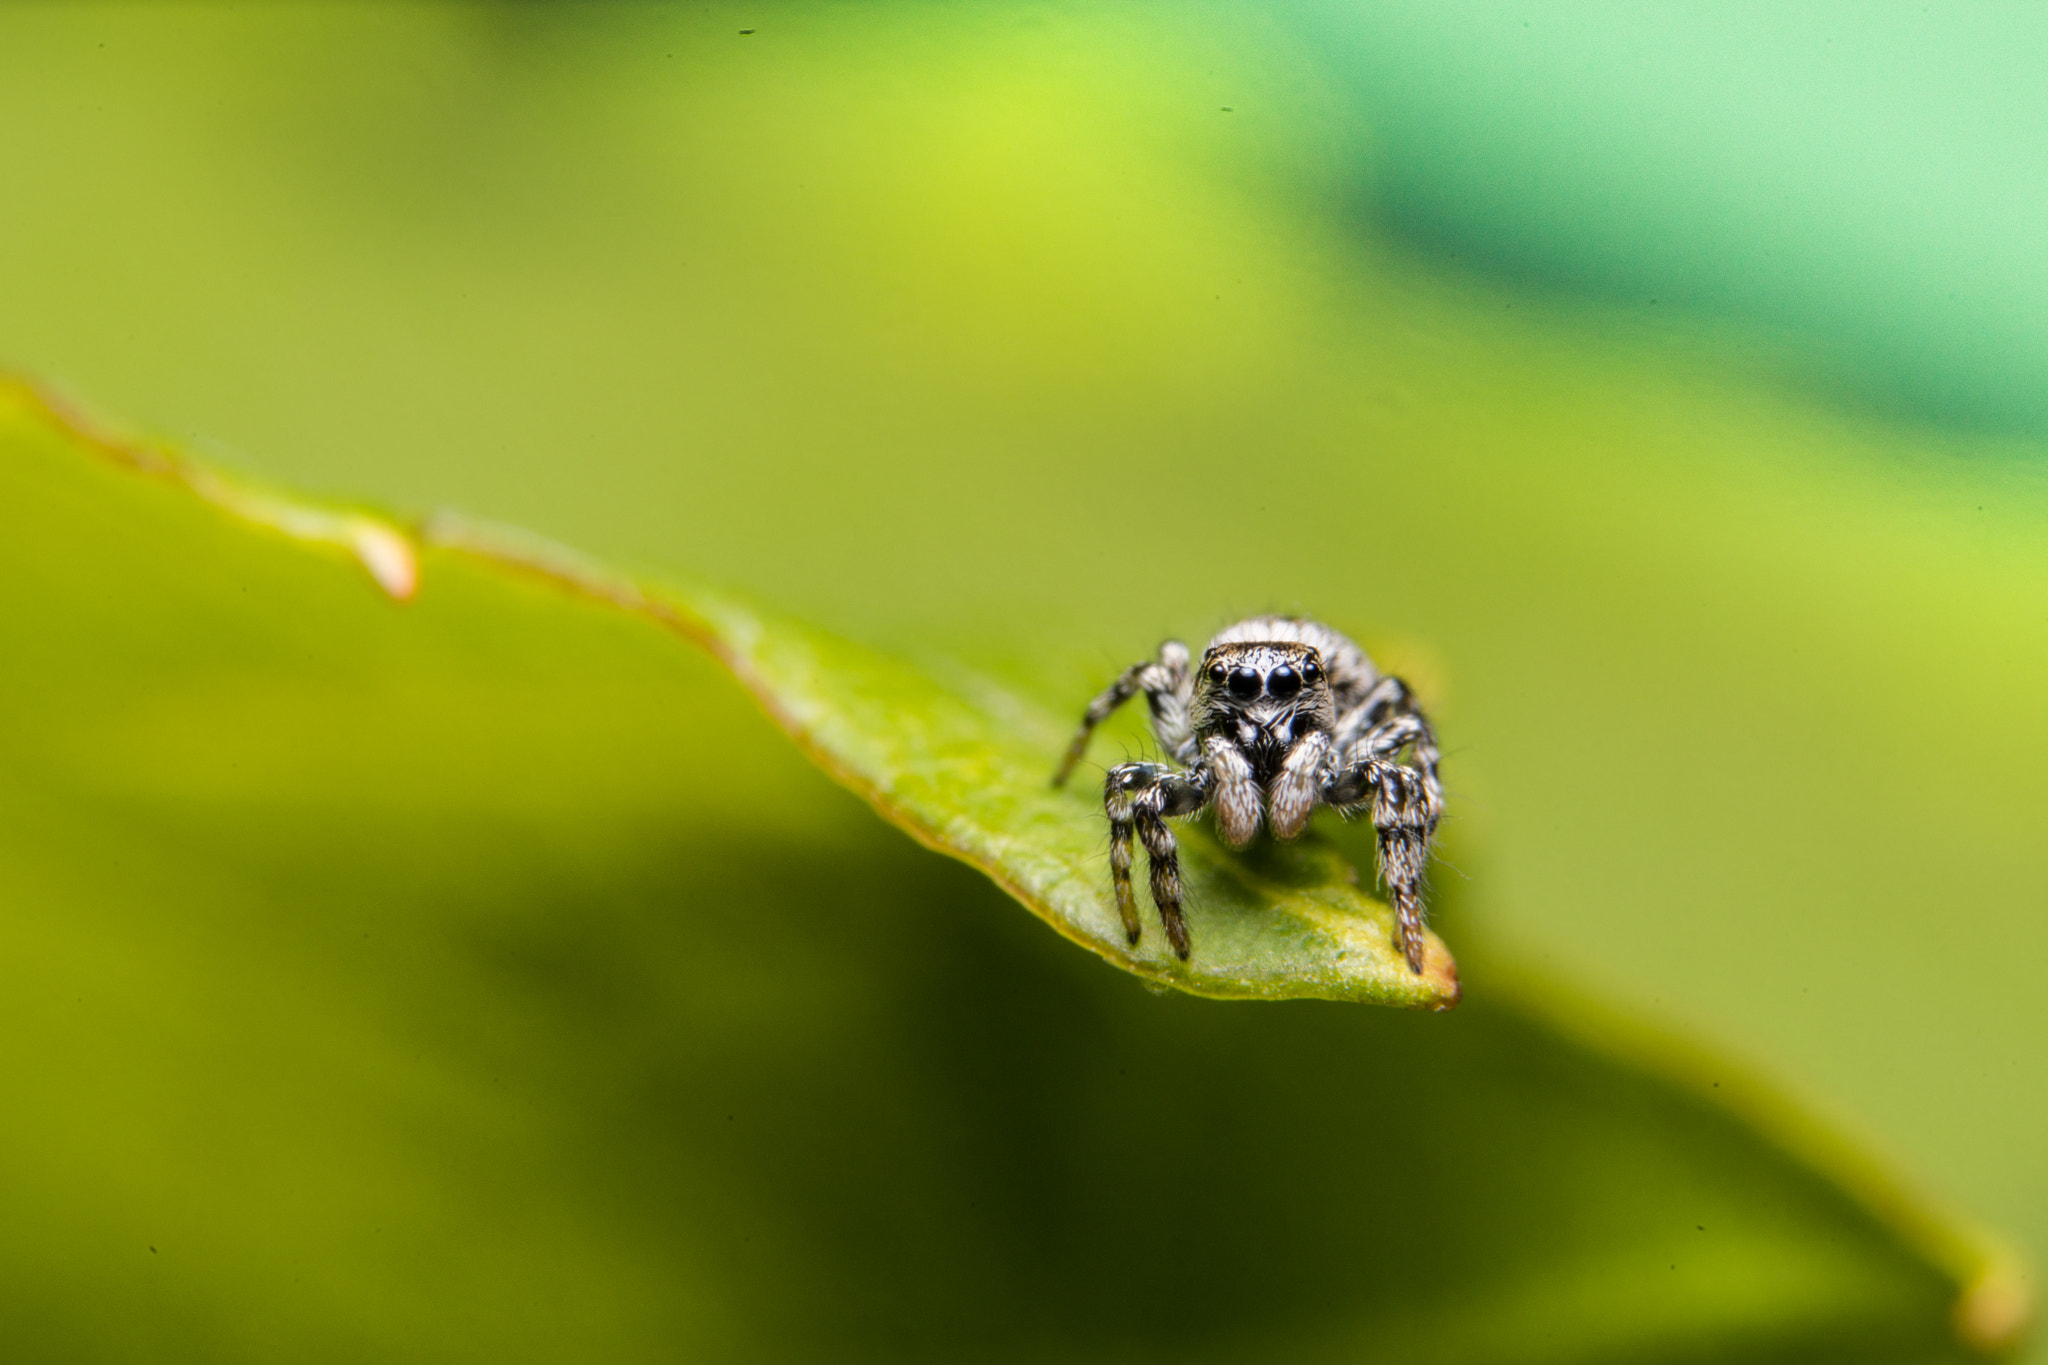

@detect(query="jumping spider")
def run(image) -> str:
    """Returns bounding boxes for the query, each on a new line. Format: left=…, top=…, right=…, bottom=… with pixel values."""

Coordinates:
left=1053, top=617, right=1443, bottom=973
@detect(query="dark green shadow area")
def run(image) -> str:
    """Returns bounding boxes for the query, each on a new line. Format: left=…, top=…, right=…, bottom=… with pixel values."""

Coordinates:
left=0, top=388, right=1991, bottom=1362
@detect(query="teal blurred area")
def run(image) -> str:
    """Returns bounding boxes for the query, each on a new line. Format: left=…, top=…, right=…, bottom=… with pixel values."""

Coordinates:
left=0, top=1, right=2041, bottom=1353
left=1296, top=0, right=2048, bottom=434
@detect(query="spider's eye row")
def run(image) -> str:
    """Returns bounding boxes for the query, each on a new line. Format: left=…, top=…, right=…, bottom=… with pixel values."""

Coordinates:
left=1226, top=667, right=1261, bottom=700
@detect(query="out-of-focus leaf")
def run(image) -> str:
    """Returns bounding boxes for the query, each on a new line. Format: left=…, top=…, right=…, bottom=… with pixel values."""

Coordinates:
left=0, top=385, right=2023, bottom=1362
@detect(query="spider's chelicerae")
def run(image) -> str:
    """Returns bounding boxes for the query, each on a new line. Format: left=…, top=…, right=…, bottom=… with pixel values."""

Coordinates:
left=1053, top=616, right=1444, bottom=973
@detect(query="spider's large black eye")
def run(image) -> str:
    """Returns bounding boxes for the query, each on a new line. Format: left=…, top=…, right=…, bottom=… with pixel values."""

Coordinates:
left=1207, top=662, right=1227, bottom=686
left=1267, top=665, right=1301, bottom=700
left=1227, top=667, right=1260, bottom=700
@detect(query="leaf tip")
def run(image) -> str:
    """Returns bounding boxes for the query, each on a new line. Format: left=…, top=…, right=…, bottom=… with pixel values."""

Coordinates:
left=1955, top=1251, right=2034, bottom=1356
left=347, top=519, right=419, bottom=601
left=1417, top=933, right=1461, bottom=1010
left=6, top=376, right=422, bottom=602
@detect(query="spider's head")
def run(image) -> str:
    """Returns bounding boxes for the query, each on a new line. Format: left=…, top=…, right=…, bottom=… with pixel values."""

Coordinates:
left=1198, top=640, right=1335, bottom=764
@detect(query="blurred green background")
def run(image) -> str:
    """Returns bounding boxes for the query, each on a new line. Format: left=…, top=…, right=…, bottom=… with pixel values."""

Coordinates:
left=1, top=1, right=2043, bottom=1358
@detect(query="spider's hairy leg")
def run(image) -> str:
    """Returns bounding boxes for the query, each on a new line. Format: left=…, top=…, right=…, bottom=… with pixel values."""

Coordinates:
left=1335, top=759, right=1435, bottom=973
left=1332, top=673, right=1417, bottom=751
left=1145, top=640, right=1197, bottom=762
left=1103, top=761, right=1212, bottom=958
left=1053, top=642, right=1191, bottom=786
left=1137, top=808, right=1190, bottom=959
left=1326, top=714, right=1444, bottom=974
left=1268, top=728, right=1332, bottom=840
left=1105, top=810, right=1142, bottom=945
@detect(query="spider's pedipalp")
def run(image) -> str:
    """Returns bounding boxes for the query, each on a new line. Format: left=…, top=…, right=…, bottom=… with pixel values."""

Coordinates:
left=1203, top=736, right=1261, bottom=848
left=1268, top=728, right=1332, bottom=839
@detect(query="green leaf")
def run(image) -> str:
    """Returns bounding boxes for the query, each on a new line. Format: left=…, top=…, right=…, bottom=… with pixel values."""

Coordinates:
left=9, top=382, right=1455, bottom=1010
left=0, top=382, right=2022, bottom=1362
left=431, top=516, right=1458, bottom=1008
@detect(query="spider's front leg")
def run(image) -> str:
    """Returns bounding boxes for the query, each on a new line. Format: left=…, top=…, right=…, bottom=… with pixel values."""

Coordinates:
left=1325, top=712, right=1444, bottom=974
left=1103, top=761, right=1213, bottom=958
left=1052, top=642, right=1193, bottom=787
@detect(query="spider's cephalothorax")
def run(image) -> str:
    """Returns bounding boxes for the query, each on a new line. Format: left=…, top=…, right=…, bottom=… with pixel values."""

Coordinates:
left=1052, top=617, right=1443, bottom=972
